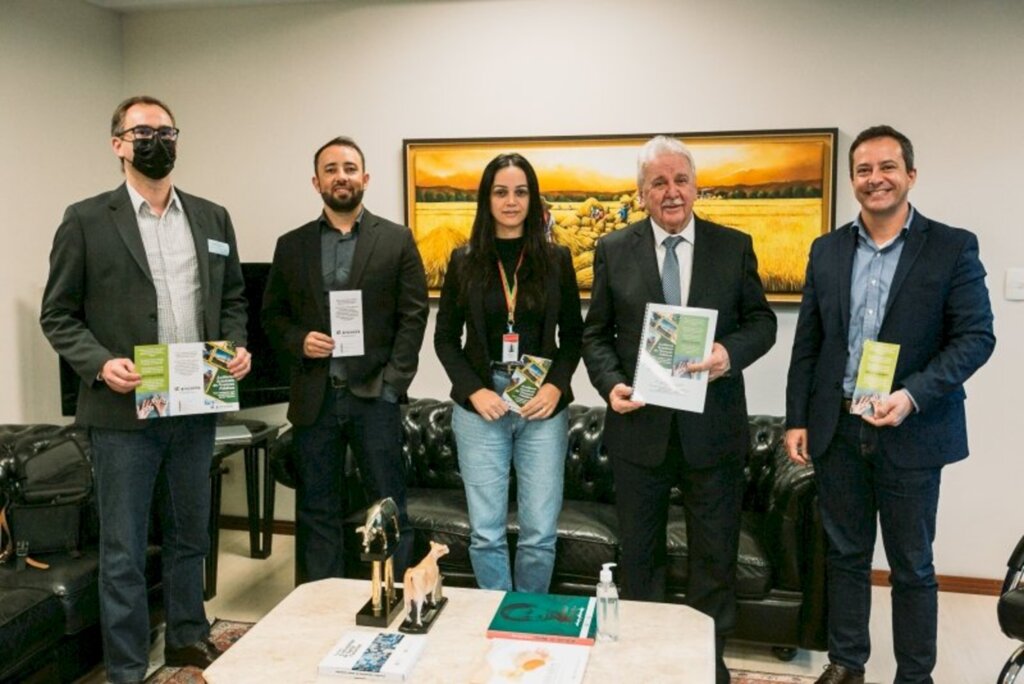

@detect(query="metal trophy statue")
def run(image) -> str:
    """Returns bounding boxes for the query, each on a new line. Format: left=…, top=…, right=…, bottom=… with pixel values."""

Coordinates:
left=399, top=540, right=449, bottom=634
left=355, top=497, right=404, bottom=627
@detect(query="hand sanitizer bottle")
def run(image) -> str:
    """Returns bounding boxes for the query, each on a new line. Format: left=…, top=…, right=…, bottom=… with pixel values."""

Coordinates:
left=596, top=562, right=619, bottom=642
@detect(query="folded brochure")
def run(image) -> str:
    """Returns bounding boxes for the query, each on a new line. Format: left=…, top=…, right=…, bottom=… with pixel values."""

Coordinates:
left=134, top=341, right=239, bottom=418
left=469, top=638, right=589, bottom=684
left=500, top=355, right=552, bottom=413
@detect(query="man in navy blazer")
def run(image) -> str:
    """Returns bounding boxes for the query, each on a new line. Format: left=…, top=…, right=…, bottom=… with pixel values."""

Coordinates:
left=785, top=126, right=995, bottom=684
left=262, top=137, right=428, bottom=584
left=583, top=136, right=777, bottom=684
left=40, top=96, right=251, bottom=682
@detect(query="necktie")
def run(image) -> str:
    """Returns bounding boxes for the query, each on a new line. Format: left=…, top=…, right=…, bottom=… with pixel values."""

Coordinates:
left=662, top=235, right=684, bottom=305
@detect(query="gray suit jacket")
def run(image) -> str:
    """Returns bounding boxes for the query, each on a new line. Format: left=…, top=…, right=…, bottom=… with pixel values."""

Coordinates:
left=40, top=183, right=248, bottom=429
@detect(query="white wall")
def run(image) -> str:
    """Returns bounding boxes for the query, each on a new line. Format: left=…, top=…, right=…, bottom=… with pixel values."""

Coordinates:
left=5, top=0, right=1021, bottom=578
left=0, top=0, right=123, bottom=423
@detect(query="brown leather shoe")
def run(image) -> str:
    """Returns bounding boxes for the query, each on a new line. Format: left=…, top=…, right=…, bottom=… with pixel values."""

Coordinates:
left=164, top=638, right=222, bottom=669
left=815, top=663, right=866, bottom=684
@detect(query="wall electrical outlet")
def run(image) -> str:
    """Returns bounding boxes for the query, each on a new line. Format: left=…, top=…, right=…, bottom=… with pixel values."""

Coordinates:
left=1006, top=268, right=1024, bottom=301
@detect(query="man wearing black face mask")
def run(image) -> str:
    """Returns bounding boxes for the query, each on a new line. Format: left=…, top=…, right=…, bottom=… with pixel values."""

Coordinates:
left=40, top=96, right=251, bottom=684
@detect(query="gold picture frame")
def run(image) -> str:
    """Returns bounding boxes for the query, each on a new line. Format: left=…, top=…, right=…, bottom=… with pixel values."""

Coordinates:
left=404, top=129, right=837, bottom=302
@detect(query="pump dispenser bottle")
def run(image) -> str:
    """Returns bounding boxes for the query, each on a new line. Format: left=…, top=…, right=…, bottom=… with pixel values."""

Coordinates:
left=596, top=562, right=619, bottom=641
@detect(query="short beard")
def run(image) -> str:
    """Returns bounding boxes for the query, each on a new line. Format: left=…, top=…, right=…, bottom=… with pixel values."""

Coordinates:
left=322, top=187, right=364, bottom=213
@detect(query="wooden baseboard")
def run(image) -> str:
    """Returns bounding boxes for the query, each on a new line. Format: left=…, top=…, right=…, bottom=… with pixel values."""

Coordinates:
left=871, top=569, right=1001, bottom=596
left=217, top=516, right=1002, bottom=596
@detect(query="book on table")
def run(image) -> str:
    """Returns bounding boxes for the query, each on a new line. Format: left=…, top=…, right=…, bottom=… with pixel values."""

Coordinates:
left=469, top=638, right=590, bottom=684
left=486, top=592, right=597, bottom=645
left=318, top=630, right=427, bottom=680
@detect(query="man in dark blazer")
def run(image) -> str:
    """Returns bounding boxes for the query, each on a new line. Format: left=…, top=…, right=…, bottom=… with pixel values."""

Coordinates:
left=40, top=96, right=251, bottom=683
left=262, top=136, right=428, bottom=584
left=583, top=135, right=776, bottom=684
left=785, top=126, right=995, bottom=684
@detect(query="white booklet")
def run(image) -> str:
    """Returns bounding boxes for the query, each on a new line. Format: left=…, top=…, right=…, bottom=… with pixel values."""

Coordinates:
left=469, top=638, right=590, bottom=684
left=134, top=341, right=239, bottom=418
left=318, top=630, right=427, bottom=681
left=631, top=304, right=717, bottom=413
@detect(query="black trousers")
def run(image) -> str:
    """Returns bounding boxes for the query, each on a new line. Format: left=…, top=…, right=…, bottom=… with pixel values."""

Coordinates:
left=291, top=386, right=413, bottom=585
left=611, top=416, right=745, bottom=632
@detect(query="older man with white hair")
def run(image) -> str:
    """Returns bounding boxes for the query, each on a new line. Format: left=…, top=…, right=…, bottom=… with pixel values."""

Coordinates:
left=583, top=135, right=777, bottom=684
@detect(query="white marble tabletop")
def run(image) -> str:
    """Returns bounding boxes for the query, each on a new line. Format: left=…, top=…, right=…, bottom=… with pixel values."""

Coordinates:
left=202, top=578, right=714, bottom=683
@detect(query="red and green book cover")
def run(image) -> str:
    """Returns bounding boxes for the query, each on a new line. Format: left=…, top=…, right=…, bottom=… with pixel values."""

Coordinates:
left=486, top=592, right=597, bottom=645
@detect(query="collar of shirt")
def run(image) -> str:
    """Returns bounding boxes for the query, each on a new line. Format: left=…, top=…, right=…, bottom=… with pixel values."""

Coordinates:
left=852, top=205, right=915, bottom=249
left=318, top=207, right=365, bottom=236
left=125, top=181, right=182, bottom=219
left=650, top=214, right=696, bottom=248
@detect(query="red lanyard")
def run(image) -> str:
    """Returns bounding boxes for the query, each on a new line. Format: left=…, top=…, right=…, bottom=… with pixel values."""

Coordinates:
left=496, top=250, right=525, bottom=332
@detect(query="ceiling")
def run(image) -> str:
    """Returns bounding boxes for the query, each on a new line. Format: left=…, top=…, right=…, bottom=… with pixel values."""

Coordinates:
left=83, top=0, right=333, bottom=10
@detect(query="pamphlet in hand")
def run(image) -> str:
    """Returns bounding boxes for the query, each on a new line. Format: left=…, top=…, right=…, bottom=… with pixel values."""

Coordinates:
left=134, top=341, right=239, bottom=419
left=318, top=630, right=427, bottom=680
left=631, top=304, right=718, bottom=413
left=469, top=638, right=590, bottom=684
left=486, top=592, right=597, bottom=645
left=500, top=355, right=553, bottom=413
left=850, top=340, right=901, bottom=416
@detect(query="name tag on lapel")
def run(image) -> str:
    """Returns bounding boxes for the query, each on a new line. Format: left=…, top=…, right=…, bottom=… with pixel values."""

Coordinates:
left=208, top=239, right=230, bottom=256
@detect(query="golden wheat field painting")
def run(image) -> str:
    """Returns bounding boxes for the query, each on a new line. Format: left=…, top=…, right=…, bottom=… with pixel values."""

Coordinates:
left=404, top=130, right=837, bottom=302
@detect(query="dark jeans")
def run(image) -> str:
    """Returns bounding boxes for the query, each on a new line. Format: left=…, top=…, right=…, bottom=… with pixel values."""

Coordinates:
left=816, top=412, right=942, bottom=684
left=611, top=418, right=744, bottom=684
left=90, top=415, right=216, bottom=684
left=292, top=386, right=412, bottom=585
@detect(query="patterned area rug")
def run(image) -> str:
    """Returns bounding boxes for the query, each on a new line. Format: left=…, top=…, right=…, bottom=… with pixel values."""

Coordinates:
left=144, top=619, right=253, bottom=683
left=730, top=671, right=819, bottom=684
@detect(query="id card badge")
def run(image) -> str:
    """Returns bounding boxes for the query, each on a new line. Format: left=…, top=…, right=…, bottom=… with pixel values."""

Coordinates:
left=501, top=333, right=520, bottom=363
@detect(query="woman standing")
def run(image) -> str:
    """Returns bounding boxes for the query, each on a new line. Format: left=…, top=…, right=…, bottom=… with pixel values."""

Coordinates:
left=435, top=153, right=583, bottom=593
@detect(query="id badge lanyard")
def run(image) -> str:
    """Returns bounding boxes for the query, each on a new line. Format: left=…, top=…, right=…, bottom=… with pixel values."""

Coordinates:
left=497, top=251, right=525, bottom=364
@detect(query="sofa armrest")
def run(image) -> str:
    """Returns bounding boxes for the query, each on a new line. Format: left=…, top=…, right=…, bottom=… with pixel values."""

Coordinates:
left=763, top=444, right=818, bottom=592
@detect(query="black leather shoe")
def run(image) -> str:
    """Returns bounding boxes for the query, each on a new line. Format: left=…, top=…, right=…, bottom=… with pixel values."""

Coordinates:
left=815, top=663, right=866, bottom=684
left=164, top=638, right=222, bottom=669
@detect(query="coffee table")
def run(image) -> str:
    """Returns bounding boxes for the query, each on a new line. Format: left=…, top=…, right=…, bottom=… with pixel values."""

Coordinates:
left=203, top=578, right=714, bottom=682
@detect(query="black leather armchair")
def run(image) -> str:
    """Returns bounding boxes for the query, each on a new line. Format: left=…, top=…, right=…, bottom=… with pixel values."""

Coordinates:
left=272, top=398, right=828, bottom=658
left=999, top=534, right=1024, bottom=683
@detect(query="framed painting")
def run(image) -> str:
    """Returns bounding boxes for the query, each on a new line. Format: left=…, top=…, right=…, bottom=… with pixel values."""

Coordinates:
left=404, top=129, right=837, bottom=302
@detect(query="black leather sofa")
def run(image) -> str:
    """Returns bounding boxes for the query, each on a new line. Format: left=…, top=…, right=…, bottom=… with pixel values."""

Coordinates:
left=272, top=398, right=828, bottom=658
left=999, top=533, right=1024, bottom=683
left=0, top=425, right=163, bottom=684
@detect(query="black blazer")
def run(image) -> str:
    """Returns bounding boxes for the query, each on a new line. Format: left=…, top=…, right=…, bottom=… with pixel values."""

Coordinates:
left=434, top=244, right=583, bottom=415
left=786, top=210, right=996, bottom=466
left=40, top=184, right=248, bottom=429
left=262, top=209, right=428, bottom=427
left=582, top=217, right=777, bottom=468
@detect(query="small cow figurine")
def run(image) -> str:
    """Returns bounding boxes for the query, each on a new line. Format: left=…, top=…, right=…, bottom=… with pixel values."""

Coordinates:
left=356, top=497, right=401, bottom=555
left=403, top=540, right=449, bottom=627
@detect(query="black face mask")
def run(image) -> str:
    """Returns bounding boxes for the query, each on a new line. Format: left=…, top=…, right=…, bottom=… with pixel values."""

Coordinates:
left=131, top=137, right=176, bottom=180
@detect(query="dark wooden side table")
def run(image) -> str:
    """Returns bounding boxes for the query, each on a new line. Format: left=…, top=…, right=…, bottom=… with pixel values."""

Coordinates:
left=206, top=420, right=282, bottom=600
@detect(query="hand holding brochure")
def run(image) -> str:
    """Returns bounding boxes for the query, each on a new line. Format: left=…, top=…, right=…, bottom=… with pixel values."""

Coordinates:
left=134, top=341, right=239, bottom=418
left=500, top=355, right=553, bottom=413
left=631, top=304, right=718, bottom=413
left=850, top=340, right=901, bottom=416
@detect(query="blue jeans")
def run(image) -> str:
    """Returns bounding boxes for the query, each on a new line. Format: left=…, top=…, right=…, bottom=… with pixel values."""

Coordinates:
left=291, top=386, right=412, bottom=584
left=451, top=372, right=567, bottom=593
left=815, top=412, right=942, bottom=684
left=90, top=415, right=216, bottom=684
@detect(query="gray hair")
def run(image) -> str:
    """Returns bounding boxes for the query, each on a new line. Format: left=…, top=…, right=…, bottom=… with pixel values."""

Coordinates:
left=636, top=135, right=697, bottom=188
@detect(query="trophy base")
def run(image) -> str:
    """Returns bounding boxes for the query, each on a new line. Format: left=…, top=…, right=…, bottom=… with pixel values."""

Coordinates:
left=398, top=596, right=448, bottom=634
left=356, top=588, right=405, bottom=628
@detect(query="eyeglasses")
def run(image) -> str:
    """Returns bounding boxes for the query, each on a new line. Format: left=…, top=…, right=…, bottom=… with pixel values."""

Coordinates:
left=116, top=125, right=180, bottom=142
